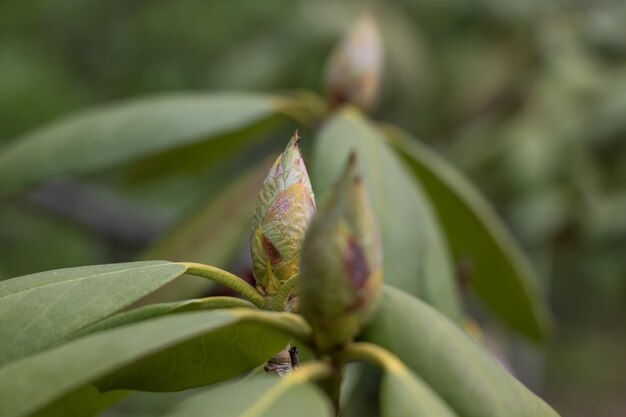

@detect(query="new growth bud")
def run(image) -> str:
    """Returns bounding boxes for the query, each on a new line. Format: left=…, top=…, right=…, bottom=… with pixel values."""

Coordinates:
left=251, top=132, right=316, bottom=297
left=325, top=12, right=383, bottom=111
left=299, top=153, right=382, bottom=351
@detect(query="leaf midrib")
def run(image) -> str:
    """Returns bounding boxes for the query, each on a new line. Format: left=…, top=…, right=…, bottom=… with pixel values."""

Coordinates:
left=0, top=262, right=174, bottom=299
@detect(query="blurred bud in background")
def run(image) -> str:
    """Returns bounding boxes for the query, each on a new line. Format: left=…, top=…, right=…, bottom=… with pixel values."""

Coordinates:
left=325, top=12, right=383, bottom=112
left=250, top=132, right=316, bottom=296
left=300, top=153, right=382, bottom=351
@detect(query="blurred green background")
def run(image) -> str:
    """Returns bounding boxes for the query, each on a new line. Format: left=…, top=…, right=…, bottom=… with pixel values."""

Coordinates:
left=0, top=1, right=624, bottom=416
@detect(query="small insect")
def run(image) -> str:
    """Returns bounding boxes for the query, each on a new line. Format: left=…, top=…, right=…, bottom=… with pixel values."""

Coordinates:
left=288, top=346, right=299, bottom=369
left=264, top=347, right=296, bottom=377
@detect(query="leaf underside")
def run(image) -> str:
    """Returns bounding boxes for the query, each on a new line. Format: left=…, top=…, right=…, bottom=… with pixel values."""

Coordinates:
left=0, top=93, right=288, bottom=196
left=361, top=286, right=560, bottom=417
left=381, top=369, right=459, bottom=417
left=0, top=309, right=294, bottom=417
left=165, top=375, right=334, bottom=417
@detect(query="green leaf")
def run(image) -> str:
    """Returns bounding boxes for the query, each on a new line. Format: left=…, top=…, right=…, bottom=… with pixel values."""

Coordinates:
left=120, top=111, right=280, bottom=184
left=29, top=385, right=126, bottom=417
left=137, top=160, right=270, bottom=303
left=313, top=107, right=461, bottom=321
left=0, top=309, right=308, bottom=417
left=361, top=286, right=560, bottom=417
left=94, top=313, right=291, bottom=392
left=0, top=93, right=292, bottom=196
left=339, top=343, right=457, bottom=417
left=165, top=375, right=333, bottom=417
left=76, top=296, right=255, bottom=337
left=384, top=125, right=551, bottom=341
left=339, top=364, right=380, bottom=417
left=381, top=368, right=458, bottom=417
left=0, top=261, right=186, bottom=366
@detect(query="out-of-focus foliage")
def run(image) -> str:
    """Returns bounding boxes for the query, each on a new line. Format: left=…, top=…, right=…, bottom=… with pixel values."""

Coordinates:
left=0, top=1, right=624, bottom=416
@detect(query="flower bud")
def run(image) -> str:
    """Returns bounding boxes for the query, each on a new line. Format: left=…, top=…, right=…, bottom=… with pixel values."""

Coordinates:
left=251, top=132, right=316, bottom=296
left=299, top=153, right=382, bottom=351
left=325, top=12, right=383, bottom=111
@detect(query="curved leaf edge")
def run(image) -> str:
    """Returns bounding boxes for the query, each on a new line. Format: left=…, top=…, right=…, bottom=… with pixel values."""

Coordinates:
left=0, top=92, right=309, bottom=197
left=338, top=342, right=459, bottom=417
left=0, top=308, right=313, bottom=417
left=164, top=361, right=334, bottom=417
left=382, top=124, right=552, bottom=341
left=361, top=286, right=560, bottom=417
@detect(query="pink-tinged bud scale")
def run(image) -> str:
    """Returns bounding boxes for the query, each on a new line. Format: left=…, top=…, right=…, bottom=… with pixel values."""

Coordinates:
left=250, top=132, right=316, bottom=297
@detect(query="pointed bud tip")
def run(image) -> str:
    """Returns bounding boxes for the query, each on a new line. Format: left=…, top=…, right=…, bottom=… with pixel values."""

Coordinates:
left=347, top=150, right=357, bottom=167
left=290, top=130, right=300, bottom=147
left=284, top=132, right=301, bottom=154
left=343, top=151, right=363, bottom=186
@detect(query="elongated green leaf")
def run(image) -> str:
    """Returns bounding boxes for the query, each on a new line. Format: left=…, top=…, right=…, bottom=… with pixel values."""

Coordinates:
left=138, top=160, right=269, bottom=303
left=0, top=261, right=186, bottom=366
left=121, top=113, right=279, bottom=184
left=361, top=286, right=560, bottom=417
left=340, top=344, right=456, bottom=417
left=76, top=296, right=255, bottom=337
left=94, top=319, right=288, bottom=392
left=0, top=93, right=292, bottom=196
left=313, top=108, right=461, bottom=321
left=381, top=368, right=458, bottom=417
left=384, top=125, right=551, bottom=341
left=0, top=309, right=308, bottom=417
left=29, top=385, right=126, bottom=417
left=166, top=375, right=333, bottom=417
left=339, top=364, right=380, bottom=417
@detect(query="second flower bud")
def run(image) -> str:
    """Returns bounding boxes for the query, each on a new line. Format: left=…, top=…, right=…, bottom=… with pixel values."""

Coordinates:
left=299, top=153, right=383, bottom=351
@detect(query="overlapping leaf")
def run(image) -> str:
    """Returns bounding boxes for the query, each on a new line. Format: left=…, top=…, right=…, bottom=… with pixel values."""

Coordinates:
left=75, top=296, right=255, bottom=338
left=29, top=385, right=126, bottom=417
left=0, top=93, right=293, bottom=196
left=381, top=366, right=458, bottom=417
left=0, top=309, right=307, bottom=417
left=313, top=108, right=461, bottom=321
left=341, top=344, right=457, bottom=417
left=0, top=261, right=186, bottom=365
left=384, top=125, right=551, bottom=341
left=361, top=286, right=560, bottom=417
left=165, top=374, right=333, bottom=417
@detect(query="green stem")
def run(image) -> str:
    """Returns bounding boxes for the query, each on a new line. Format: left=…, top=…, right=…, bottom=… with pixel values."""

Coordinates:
left=180, top=262, right=265, bottom=308
left=175, top=296, right=256, bottom=312
left=335, top=342, right=404, bottom=373
left=320, top=364, right=343, bottom=415
left=268, top=274, right=299, bottom=311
